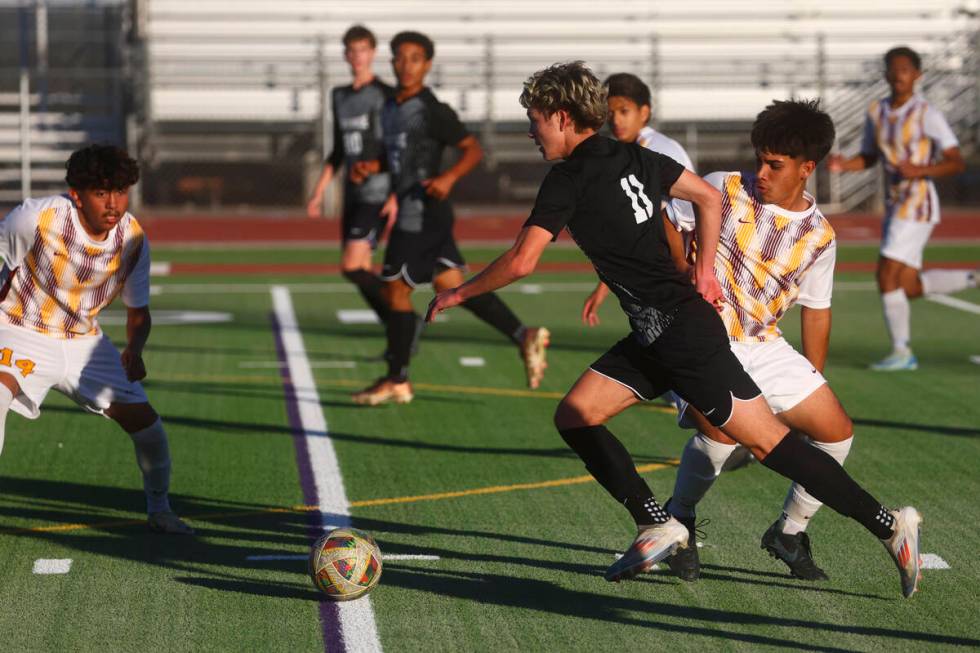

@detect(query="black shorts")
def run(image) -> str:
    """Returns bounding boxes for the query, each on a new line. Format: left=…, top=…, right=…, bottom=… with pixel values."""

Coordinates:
left=380, top=219, right=466, bottom=287
left=342, top=201, right=386, bottom=248
left=590, top=298, right=761, bottom=427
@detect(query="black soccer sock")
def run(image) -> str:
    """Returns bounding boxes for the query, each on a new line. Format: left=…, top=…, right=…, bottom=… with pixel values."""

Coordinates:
left=761, top=429, right=895, bottom=539
left=559, top=425, right=670, bottom=525
left=343, top=269, right=391, bottom=324
left=385, top=311, right=417, bottom=382
left=462, top=293, right=525, bottom=345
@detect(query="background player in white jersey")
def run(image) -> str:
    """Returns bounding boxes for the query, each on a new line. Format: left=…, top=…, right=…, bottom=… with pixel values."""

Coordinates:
left=305, top=25, right=396, bottom=326
left=0, top=145, right=192, bottom=535
left=582, top=73, right=695, bottom=321
left=659, top=100, right=854, bottom=582
left=828, top=46, right=975, bottom=371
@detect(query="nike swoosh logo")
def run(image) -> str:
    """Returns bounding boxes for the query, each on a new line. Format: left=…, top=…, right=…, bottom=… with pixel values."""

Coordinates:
left=703, top=407, right=716, bottom=416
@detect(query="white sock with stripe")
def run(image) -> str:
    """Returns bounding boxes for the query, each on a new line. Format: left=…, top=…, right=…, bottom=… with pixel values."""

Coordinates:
left=881, top=289, right=911, bottom=353
left=780, top=436, right=853, bottom=535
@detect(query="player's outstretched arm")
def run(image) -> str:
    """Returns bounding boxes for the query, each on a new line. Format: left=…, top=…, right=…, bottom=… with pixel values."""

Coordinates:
left=801, top=306, right=831, bottom=373
left=827, top=152, right=877, bottom=172
left=897, top=146, right=965, bottom=180
left=426, top=225, right=551, bottom=322
left=668, top=170, right=723, bottom=308
left=122, top=306, right=151, bottom=381
left=305, top=164, right=335, bottom=218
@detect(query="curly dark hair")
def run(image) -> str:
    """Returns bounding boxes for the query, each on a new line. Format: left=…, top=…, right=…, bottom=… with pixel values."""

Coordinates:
left=390, top=31, right=434, bottom=60
left=65, top=144, right=139, bottom=190
left=750, top=99, right=835, bottom=163
left=885, top=46, right=921, bottom=71
left=604, top=72, right=651, bottom=109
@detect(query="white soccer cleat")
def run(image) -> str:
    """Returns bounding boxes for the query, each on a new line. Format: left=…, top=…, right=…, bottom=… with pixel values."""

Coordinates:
left=881, top=506, right=922, bottom=598
left=605, top=518, right=689, bottom=582
left=869, top=350, right=918, bottom=372
left=148, top=510, right=195, bottom=535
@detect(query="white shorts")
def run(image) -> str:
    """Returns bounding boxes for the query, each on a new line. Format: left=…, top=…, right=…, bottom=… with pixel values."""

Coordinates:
left=675, top=337, right=826, bottom=427
left=880, top=216, right=936, bottom=270
left=0, top=323, right=148, bottom=419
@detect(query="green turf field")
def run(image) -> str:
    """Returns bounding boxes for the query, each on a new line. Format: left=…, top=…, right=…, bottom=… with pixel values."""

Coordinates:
left=1, top=243, right=978, bottom=652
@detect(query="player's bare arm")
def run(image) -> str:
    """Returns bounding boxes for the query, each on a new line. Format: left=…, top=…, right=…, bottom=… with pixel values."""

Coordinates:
left=122, top=305, right=152, bottom=382
left=305, top=163, right=335, bottom=218
left=350, top=159, right=382, bottom=184
left=897, top=145, right=965, bottom=179
left=426, top=225, right=551, bottom=321
left=800, top=306, right=831, bottom=373
left=423, top=135, right=483, bottom=200
left=827, top=152, right=877, bottom=172
left=668, top=169, right=723, bottom=308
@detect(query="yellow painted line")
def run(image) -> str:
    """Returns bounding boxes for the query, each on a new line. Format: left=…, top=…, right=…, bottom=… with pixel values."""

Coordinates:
left=150, top=373, right=677, bottom=415
left=0, top=461, right=677, bottom=535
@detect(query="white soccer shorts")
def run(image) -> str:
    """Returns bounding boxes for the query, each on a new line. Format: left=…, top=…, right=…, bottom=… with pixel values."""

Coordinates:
left=675, top=337, right=826, bottom=426
left=880, top=216, right=936, bottom=270
left=0, top=322, right=148, bottom=419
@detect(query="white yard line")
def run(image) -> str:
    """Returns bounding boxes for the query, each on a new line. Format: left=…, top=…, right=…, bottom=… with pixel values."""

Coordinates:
left=149, top=261, right=171, bottom=276
left=459, top=357, right=486, bottom=367
left=925, top=294, right=980, bottom=316
left=337, top=310, right=381, bottom=325
left=271, top=286, right=382, bottom=653
left=33, top=559, right=72, bottom=574
left=921, top=553, right=951, bottom=570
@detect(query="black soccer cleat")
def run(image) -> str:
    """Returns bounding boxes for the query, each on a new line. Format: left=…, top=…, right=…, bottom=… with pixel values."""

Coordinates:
left=760, top=520, right=829, bottom=581
left=664, top=499, right=701, bottom=582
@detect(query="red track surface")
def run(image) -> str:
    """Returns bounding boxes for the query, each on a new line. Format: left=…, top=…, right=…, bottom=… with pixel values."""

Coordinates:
left=139, top=210, right=980, bottom=244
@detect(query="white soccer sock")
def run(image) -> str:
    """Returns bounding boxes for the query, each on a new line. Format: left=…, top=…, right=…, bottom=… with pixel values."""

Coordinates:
left=921, top=269, right=974, bottom=295
left=669, top=432, right=737, bottom=519
left=129, top=418, right=172, bottom=514
left=881, top=289, right=911, bottom=353
left=0, top=384, right=13, bottom=456
left=780, top=436, right=854, bottom=535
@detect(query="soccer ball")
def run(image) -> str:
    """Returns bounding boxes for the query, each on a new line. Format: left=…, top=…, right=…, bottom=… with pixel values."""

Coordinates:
left=309, top=527, right=383, bottom=601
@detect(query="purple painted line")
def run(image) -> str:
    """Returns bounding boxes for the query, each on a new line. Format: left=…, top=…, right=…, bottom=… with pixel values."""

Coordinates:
left=271, top=311, right=344, bottom=653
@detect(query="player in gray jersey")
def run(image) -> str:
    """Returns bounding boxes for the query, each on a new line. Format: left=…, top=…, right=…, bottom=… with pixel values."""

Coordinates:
left=306, top=25, right=395, bottom=325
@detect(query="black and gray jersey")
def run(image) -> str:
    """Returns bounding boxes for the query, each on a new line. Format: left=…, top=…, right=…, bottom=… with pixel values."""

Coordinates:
left=327, top=79, right=393, bottom=204
left=381, top=88, right=469, bottom=233
left=525, top=134, right=698, bottom=345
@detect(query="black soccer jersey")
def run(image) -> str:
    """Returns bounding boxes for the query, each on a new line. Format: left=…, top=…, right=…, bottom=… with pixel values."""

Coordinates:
left=381, top=87, right=469, bottom=233
left=327, top=79, right=393, bottom=204
left=525, top=134, right=699, bottom=345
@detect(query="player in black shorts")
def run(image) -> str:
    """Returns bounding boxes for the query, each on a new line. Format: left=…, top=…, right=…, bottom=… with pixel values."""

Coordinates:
left=306, top=25, right=395, bottom=324
left=349, top=31, right=549, bottom=406
left=427, top=62, right=922, bottom=598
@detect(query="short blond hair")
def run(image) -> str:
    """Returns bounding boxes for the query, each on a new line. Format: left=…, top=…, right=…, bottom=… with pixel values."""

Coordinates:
left=519, top=61, right=607, bottom=132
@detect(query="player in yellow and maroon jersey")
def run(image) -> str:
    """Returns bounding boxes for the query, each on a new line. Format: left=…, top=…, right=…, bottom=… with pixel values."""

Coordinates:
left=0, top=145, right=192, bottom=534
left=829, top=46, right=975, bottom=371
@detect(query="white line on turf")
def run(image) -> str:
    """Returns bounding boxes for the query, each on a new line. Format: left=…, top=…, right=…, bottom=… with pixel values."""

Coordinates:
left=33, top=559, right=72, bottom=574
left=921, top=554, right=951, bottom=570
left=149, top=261, right=171, bottom=276
left=239, top=361, right=357, bottom=369
left=970, top=355, right=980, bottom=366
left=925, top=294, right=980, bottom=315
left=337, top=309, right=381, bottom=325
left=246, top=554, right=440, bottom=562
left=271, top=286, right=382, bottom=653
left=459, top=357, right=486, bottom=367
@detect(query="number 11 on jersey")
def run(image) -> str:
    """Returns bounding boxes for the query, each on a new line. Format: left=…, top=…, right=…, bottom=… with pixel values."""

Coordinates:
left=620, top=175, right=654, bottom=224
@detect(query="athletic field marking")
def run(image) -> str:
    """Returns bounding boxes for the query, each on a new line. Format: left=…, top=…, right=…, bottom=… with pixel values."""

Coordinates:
left=520, top=284, right=543, bottom=294
left=247, top=553, right=440, bottom=562
left=149, top=261, right=171, bottom=276
left=459, top=357, right=486, bottom=367
left=921, top=554, right=950, bottom=570
left=99, top=310, right=233, bottom=326
left=970, top=355, right=980, bottom=366
left=272, top=286, right=381, bottom=653
left=925, top=294, right=980, bottom=315
left=1, top=461, right=678, bottom=536
left=337, top=309, right=381, bottom=325
left=239, top=361, right=357, bottom=369
left=33, top=559, right=72, bottom=574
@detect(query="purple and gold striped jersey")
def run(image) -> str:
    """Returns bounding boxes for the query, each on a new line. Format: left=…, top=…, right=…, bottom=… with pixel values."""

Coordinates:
left=671, top=172, right=836, bottom=342
left=861, top=95, right=958, bottom=224
left=0, top=195, right=150, bottom=338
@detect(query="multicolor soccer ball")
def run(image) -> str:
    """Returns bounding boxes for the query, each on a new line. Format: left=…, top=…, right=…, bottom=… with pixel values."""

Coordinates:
left=309, top=527, right=383, bottom=601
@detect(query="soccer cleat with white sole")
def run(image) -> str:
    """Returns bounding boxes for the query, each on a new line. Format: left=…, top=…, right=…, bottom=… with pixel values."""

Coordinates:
left=520, top=327, right=550, bottom=389
left=605, top=518, right=689, bottom=582
left=352, top=378, right=414, bottom=406
left=148, top=510, right=194, bottom=535
left=869, top=350, right=918, bottom=371
left=881, top=506, right=923, bottom=598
